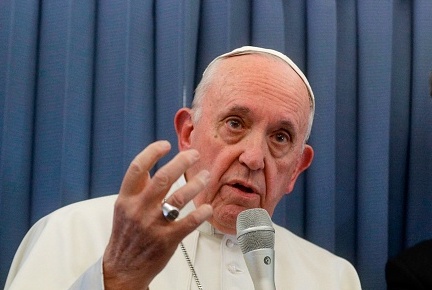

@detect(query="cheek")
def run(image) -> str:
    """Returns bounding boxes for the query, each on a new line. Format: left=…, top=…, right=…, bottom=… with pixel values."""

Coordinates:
left=262, top=160, right=297, bottom=213
left=190, top=122, right=230, bottom=173
left=263, top=176, right=288, bottom=210
left=273, top=159, right=295, bottom=188
left=191, top=121, right=218, bottom=152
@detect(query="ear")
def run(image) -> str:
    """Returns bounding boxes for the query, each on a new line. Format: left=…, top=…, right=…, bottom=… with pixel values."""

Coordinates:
left=286, top=144, right=314, bottom=193
left=174, top=108, right=194, bottom=151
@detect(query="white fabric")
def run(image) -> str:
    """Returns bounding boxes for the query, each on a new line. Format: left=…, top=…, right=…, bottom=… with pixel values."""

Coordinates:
left=5, top=176, right=362, bottom=289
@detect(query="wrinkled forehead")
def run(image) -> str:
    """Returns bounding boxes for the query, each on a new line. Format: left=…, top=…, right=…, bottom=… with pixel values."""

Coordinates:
left=204, top=46, right=315, bottom=111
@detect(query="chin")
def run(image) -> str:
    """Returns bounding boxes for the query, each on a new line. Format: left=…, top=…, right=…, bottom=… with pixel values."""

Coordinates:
left=211, top=206, right=245, bottom=235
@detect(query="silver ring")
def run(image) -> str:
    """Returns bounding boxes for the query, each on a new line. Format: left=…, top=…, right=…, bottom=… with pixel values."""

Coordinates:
left=162, top=202, right=179, bottom=222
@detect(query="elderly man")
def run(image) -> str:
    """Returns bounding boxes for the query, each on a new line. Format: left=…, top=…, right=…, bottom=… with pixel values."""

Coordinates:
left=6, top=46, right=362, bottom=289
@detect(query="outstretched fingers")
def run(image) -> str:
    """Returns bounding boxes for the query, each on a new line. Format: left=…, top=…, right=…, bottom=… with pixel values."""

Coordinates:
left=166, top=169, right=209, bottom=208
left=162, top=169, right=213, bottom=240
left=175, top=204, right=213, bottom=238
left=146, top=148, right=202, bottom=202
left=103, top=141, right=214, bottom=289
left=120, top=140, right=171, bottom=197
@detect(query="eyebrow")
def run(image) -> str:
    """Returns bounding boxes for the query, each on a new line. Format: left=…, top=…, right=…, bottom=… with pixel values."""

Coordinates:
left=225, top=105, right=251, bottom=116
left=279, top=120, right=296, bottom=132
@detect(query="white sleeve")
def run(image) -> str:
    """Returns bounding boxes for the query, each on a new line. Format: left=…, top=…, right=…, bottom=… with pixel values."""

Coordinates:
left=69, top=257, right=105, bottom=290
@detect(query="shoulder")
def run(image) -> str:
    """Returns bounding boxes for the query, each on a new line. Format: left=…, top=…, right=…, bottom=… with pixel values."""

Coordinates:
left=6, top=195, right=118, bottom=289
left=393, top=239, right=432, bottom=260
left=387, top=239, right=432, bottom=268
left=386, top=239, right=432, bottom=289
left=274, top=223, right=343, bottom=263
left=39, top=195, right=118, bottom=224
left=25, top=195, right=118, bottom=248
left=273, top=224, right=361, bottom=288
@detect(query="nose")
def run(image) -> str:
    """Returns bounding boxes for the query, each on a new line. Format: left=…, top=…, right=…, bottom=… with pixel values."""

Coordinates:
left=238, top=136, right=266, bottom=171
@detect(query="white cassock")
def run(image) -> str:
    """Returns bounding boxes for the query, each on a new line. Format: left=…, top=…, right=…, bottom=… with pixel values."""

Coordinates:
left=6, top=176, right=362, bottom=290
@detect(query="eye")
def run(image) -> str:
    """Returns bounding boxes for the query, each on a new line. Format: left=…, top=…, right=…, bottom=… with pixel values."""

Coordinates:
left=269, top=131, right=293, bottom=157
left=226, top=118, right=243, bottom=131
left=273, top=132, right=290, bottom=143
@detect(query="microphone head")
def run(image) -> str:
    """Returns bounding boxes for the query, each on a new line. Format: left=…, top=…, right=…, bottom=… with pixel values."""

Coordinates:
left=236, top=208, right=275, bottom=254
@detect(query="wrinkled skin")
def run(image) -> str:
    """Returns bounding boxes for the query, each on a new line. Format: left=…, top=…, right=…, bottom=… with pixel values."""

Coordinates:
left=103, top=54, right=314, bottom=289
left=103, top=143, right=212, bottom=289
left=176, top=54, right=314, bottom=234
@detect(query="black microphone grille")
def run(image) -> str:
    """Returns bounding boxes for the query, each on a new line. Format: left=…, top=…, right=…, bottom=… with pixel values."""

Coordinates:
left=236, top=208, right=275, bottom=254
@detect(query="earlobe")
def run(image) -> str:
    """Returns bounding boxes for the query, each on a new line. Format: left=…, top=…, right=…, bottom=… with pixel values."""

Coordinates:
left=298, top=145, right=314, bottom=173
left=174, top=108, right=194, bottom=151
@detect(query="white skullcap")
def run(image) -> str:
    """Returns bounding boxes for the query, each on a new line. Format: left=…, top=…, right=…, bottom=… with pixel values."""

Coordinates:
left=204, top=46, right=315, bottom=111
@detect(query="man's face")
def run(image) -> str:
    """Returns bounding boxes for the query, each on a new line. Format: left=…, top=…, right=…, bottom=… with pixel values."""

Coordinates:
left=176, top=54, right=313, bottom=234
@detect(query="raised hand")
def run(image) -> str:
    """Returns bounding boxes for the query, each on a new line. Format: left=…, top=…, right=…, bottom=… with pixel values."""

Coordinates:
left=102, top=140, right=212, bottom=290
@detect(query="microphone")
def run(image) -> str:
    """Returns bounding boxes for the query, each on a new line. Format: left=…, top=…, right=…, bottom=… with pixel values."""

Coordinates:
left=236, top=208, right=276, bottom=290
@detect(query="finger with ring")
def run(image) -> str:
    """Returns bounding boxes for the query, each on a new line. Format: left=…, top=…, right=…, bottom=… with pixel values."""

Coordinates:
left=162, top=201, right=180, bottom=222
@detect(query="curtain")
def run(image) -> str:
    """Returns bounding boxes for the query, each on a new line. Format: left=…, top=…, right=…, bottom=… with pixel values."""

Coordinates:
left=1, top=1, right=431, bottom=289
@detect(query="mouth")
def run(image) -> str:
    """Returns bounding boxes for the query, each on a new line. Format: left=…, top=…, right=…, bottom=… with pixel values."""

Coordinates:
left=230, top=182, right=256, bottom=194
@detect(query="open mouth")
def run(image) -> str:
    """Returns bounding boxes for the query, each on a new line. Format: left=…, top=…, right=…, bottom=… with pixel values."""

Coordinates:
left=232, top=183, right=255, bottom=193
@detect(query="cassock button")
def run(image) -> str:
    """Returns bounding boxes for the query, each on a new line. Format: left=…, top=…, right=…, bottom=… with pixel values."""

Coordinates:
left=226, top=238, right=235, bottom=248
left=227, top=264, right=239, bottom=274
